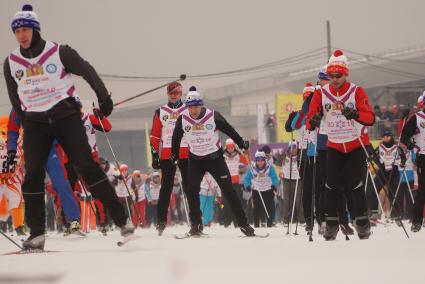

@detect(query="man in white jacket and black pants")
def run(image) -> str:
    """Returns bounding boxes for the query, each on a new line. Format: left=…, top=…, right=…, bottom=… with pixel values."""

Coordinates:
left=171, top=87, right=255, bottom=237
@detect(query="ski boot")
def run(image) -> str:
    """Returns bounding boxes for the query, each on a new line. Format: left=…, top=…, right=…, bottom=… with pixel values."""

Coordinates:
left=15, top=226, right=27, bottom=236
left=240, top=224, right=255, bottom=237
left=411, top=223, right=422, bottom=233
left=22, top=234, right=45, bottom=251
left=186, top=224, right=203, bottom=237
left=156, top=222, right=166, bottom=236
left=354, top=222, right=371, bottom=240
left=323, top=224, right=339, bottom=241
left=99, top=225, right=108, bottom=236
left=318, top=222, right=326, bottom=235
left=340, top=223, right=354, bottom=235
left=120, top=222, right=135, bottom=238
left=305, top=218, right=314, bottom=235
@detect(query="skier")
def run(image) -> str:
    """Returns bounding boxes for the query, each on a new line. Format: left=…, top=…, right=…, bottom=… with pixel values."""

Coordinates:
left=400, top=92, right=425, bottom=232
left=150, top=81, right=189, bottom=235
left=222, top=138, right=248, bottom=227
left=171, top=86, right=255, bottom=237
left=374, top=129, right=401, bottom=219
left=130, top=170, right=147, bottom=227
left=145, top=172, right=161, bottom=226
left=200, top=172, right=221, bottom=226
left=115, top=164, right=133, bottom=218
left=306, top=50, right=375, bottom=240
left=3, top=4, right=133, bottom=250
left=244, top=151, right=279, bottom=227
left=280, top=140, right=303, bottom=225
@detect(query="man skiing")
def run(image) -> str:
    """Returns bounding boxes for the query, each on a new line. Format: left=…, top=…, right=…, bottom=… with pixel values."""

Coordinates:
left=400, top=93, right=425, bottom=232
left=3, top=4, right=133, bottom=250
left=150, top=81, right=189, bottom=235
left=306, top=50, right=375, bottom=240
left=171, top=86, right=255, bottom=237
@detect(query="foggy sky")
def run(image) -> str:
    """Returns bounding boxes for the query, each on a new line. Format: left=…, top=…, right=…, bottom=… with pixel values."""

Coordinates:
left=1, top=0, right=424, bottom=112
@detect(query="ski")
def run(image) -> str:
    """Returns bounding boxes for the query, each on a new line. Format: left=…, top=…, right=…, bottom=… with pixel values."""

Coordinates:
left=2, top=249, right=60, bottom=256
left=174, top=233, right=210, bottom=239
left=64, top=230, right=86, bottom=237
left=240, top=233, right=270, bottom=238
left=117, top=235, right=140, bottom=247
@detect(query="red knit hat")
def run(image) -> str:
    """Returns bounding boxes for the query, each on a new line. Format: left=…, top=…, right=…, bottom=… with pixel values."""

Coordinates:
left=326, top=50, right=349, bottom=76
left=167, top=81, right=182, bottom=94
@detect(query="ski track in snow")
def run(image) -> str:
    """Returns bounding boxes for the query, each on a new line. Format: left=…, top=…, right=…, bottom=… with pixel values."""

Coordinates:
left=0, top=224, right=423, bottom=284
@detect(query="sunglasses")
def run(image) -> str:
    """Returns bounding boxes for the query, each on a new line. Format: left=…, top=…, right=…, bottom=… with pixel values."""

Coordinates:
left=328, top=73, right=343, bottom=79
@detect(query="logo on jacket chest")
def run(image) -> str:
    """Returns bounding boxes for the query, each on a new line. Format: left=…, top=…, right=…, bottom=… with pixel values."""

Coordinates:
left=26, top=64, right=44, bottom=77
left=192, top=123, right=204, bottom=131
left=15, top=69, right=24, bottom=80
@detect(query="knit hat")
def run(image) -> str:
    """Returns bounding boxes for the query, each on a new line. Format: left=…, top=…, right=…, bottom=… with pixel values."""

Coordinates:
left=185, top=86, right=204, bottom=106
left=326, top=50, right=349, bottom=76
left=225, top=138, right=235, bottom=146
left=133, top=170, right=142, bottom=177
left=318, top=65, right=329, bottom=81
left=119, top=164, right=128, bottom=170
left=167, top=81, right=182, bottom=94
left=254, top=151, right=266, bottom=161
left=383, top=129, right=392, bottom=137
left=11, top=4, right=41, bottom=33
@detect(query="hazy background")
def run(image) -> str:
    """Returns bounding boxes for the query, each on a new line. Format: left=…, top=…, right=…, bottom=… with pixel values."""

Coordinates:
left=1, top=0, right=424, bottom=169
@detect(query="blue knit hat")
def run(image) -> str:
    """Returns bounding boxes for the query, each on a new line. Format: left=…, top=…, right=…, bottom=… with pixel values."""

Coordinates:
left=318, top=65, right=329, bottom=81
left=185, top=86, right=204, bottom=106
left=11, top=4, right=41, bottom=33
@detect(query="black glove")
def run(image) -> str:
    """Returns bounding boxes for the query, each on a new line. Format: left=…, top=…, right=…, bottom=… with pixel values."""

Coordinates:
left=118, top=175, right=124, bottom=180
left=238, top=140, right=249, bottom=151
left=405, top=140, right=415, bottom=151
left=341, top=107, right=359, bottom=120
left=398, top=147, right=407, bottom=168
left=151, top=150, right=161, bottom=170
left=93, top=108, right=104, bottom=119
left=309, top=113, right=322, bottom=130
left=170, top=153, right=179, bottom=166
left=6, top=150, right=16, bottom=168
left=99, top=95, right=113, bottom=117
left=285, top=111, right=297, bottom=132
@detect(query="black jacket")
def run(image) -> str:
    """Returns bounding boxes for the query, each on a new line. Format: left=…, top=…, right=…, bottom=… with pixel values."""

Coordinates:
left=171, top=108, right=244, bottom=160
left=3, top=36, right=109, bottom=123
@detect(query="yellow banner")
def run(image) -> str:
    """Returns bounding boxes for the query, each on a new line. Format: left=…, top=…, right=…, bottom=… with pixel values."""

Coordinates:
left=275, top=93, right=303, bottom=142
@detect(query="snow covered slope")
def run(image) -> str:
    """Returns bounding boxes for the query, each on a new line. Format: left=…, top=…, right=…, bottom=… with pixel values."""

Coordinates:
left=0, top=224, right=423, bottom=284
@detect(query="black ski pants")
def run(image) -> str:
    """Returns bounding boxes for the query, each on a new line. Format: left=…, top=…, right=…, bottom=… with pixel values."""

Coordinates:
left=157, top=159, right=188, bottom=224
left=252, top=189, right=275, bottom=227
left=186, top=156, right=247, bottom=226
left=22, top=113, right=127, bottom=236
left=325, top=147, right=369, bottom=226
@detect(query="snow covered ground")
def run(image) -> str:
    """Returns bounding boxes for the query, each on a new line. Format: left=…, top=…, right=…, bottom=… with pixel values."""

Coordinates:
left=0, top=223, right=423, bottom=284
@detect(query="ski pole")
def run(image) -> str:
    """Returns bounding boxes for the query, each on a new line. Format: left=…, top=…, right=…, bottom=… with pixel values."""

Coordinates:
left=309, top=129, right=318, bottom=242
left=356, top=132, right=409, bottom=238
left=288, top=132, right=305, bottom=233
left=0, top=230, right=23, bottom=250
left=96, top=110, right=142, bottom=225
left=113, top=74, right=186, bottom=107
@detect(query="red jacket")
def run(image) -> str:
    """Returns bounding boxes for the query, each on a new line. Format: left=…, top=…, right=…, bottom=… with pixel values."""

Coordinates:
left=150, top=106, right=189, bottom=160
left=306, top=81, right=375, bottom=153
